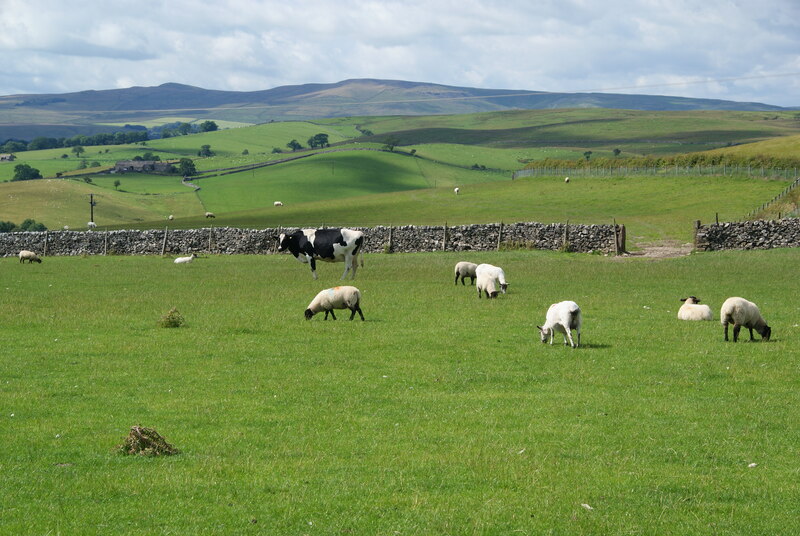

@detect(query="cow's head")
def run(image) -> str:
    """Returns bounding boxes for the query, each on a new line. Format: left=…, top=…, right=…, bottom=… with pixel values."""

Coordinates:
left=277, top=233, right=292, bottom=252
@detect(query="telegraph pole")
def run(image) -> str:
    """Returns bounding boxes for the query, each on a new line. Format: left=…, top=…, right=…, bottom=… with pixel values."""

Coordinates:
left=89, top=194, right=97, bottom=222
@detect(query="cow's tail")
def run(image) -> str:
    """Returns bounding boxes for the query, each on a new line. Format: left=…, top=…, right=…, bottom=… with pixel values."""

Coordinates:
left=355, top=234, right=365, bottom=268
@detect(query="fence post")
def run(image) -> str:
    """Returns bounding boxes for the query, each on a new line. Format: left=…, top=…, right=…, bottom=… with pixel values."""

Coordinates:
left=442, top=222, right=447, bottom=251
left=497, top=222, right=504, bottom=251
left=388, top=226, right=394, bottom=253
left=208, top=226, right=213, bottom=253
left=161, top=226, right=168, bottom=256
left=43, top=230, right=48, bottom=257
left=613, top=219, right=619, bottom=255
left=104, top=231, right=108, bottom=255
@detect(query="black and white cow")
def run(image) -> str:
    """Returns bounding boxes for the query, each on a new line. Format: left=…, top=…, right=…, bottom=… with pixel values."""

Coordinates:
left=277, top=228, right=364, bottom=280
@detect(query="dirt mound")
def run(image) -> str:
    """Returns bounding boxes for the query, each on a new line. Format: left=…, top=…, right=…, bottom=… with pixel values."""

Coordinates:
left=117, top=426, right=179, bottom=457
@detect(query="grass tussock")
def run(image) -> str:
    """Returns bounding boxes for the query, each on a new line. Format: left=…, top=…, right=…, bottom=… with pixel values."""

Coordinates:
left=158, top=307, right=185, bottom=328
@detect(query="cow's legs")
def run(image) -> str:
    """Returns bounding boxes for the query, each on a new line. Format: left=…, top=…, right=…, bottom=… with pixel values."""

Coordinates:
left=309, top=257, right=318, bottom=280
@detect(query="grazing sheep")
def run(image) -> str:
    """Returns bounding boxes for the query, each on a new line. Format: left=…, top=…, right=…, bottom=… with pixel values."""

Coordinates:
left=476, top=263, right=508, bottom=294
left=168, top=215, right=174, bottom=221
left=454, top=261, right=478, bottom=286
left=454, top=187, right=460, bottom=195
left=205, top=212, right=215, bottom=218
left=677, top=296, right=713, bottom=321
left=476, top=271, right=498, bottom=299
left=274, top=201, right=283, bottom=206
left=538, top=301, right=582, bottom=348
left=305, top=286, right=364, bottom=320
left=720, top=297, right=771, bottom=342
left=87, top=221, right=97, bottom=230
left=173, top=253, right=197, bottom=264
left=18, top=250, right=42, bottom=264
left=565, top=176, right=570, bottom=183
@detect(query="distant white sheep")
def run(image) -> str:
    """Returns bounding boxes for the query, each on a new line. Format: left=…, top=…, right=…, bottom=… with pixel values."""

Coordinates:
left=538, top=300, right=582, bottom=348
left=454, top=261, right=478, bottom=286
left=454, top=187, right=460, bottom=195
left=87, top=221, right=97, bottom=230
left=205, top=212, right=215, bottom=218
left=305, top=286, right=364, bottom=320
left=677, top=296, right=712, bottom=321
left=476, top=263, right=508, bottom=294
left=168, top=215, right=174, bottom=221
left=565, top=177, right=570, bottom=183
left=173, top=253, right=197, bottom=264
left=18, top=250, right=42, bottom=264
left=274, top=201, right=283, bottom=207
left=720, top=297, right=771, bottom=342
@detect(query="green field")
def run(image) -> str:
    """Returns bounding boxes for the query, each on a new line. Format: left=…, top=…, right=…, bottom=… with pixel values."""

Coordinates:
left=2, top=248, right=799, bottom=534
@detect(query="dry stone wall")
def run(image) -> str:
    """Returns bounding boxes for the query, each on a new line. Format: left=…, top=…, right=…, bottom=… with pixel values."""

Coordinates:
left=695, top=219, right=800, bottom=251
left=1, top=222, right=621, bottom=258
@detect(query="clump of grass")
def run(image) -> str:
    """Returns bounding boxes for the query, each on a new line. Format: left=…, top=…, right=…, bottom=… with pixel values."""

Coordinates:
left=116, top=426, right=179, bottom=457
left=158, top=307, right=185, bottom=328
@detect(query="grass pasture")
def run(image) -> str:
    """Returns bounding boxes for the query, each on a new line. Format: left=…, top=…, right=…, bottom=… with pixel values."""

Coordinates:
left=2, top=249, right=799, bottom=535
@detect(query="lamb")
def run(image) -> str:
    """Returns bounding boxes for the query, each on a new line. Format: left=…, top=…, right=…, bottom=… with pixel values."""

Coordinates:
left=274, top=201, right=283, bottom=206
left=475, top=263, right=508, bottom=294
left=454, top=261, right=478, bottom=286
left=476, top=271, right=498, bottom=299
left=564, top=176, right=570, bottom=183
left=304, top=286, right=364, bottom=320
left=454, top=187, right=460, bottom=195
left=538, top=301, right=582, bottom=348
left=205, top=212, right=215, bottom=218
left=18, top=250, right=42, bottom=264
left=87, top=221, right=97, bottom=230
left=173, top=253, right=197, bottom=264
left=677, top=296, right=713, bottom=321
left=720, top=297, right=771, bottom=342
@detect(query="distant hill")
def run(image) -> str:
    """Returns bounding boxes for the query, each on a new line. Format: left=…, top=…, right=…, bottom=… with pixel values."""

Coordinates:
left=1, top=78, right=795, bottom=140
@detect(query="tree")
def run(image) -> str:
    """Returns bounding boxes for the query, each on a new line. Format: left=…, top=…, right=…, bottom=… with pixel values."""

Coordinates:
left=242, top=149, right=249, bottom=155
left=18, top=218, right=47, bottom=232
left=199, top=121, right=218, bottom=132
left=114, top=179, right=121, bottom=190
left=583, top=151, right=593, bottom=161
left=0, top=221, right=17, bottom=232
left=12, top=163, right=42, bottom=181
left=307, top=133, right=330, bottom=149
left=382, top=136, right=400, bottom=152
left=287, top=139, right=303, bottom=151
left=177, top=122, right=192, bottom=136
left=198, top=144, right=214, bottom=157
left=178, top=158, right=197, bottom=176
left=613, top=148, right=622, bottom=157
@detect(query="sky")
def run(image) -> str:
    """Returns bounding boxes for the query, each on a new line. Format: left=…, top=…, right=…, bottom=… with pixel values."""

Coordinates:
left=1, top=0, right=798, bottom=107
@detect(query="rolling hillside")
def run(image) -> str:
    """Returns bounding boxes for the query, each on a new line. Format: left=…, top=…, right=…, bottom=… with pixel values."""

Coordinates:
left=2, top=79, right=795, bottom=140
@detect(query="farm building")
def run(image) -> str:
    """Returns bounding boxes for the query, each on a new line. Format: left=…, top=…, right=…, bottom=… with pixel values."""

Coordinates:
left=0, top=153, right=15, bottom=161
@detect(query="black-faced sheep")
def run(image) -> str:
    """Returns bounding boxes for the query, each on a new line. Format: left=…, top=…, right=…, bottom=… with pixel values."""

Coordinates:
left=454, top=261, right=478, bottom=286
left=678, top=296, right=712, bottom=321
left=720, top=297, right=771, bottom=342
left=305, top=286, right=364, bottom=320
left=18, top=250, right=42, bottom=264
left=205, top=212, right=215, bottom=218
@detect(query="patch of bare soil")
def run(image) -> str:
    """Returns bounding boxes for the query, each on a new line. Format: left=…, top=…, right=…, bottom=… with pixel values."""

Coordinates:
left=617, top=240, right=694, bottom=259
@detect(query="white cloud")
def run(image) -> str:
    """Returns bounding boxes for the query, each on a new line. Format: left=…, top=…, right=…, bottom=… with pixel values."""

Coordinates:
left=0, top=0, right=797, bottom=106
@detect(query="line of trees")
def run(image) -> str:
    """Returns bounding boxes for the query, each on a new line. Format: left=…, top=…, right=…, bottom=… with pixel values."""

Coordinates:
left=0, top=218, right=47, bottom=232
left=2, top=130, right=149, bottom=154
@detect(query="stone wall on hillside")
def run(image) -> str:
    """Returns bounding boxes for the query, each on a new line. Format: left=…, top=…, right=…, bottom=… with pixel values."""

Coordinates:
left=0, top=222, right=623, bottom=257
left=695, top=218, right=800, bottom=251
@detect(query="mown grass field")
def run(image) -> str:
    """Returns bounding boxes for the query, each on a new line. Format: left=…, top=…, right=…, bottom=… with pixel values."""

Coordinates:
left=2, top=248, right=799, bottom=535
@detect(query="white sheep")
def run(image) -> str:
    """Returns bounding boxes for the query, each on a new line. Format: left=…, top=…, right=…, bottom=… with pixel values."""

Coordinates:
left=304, top=286, right=364, bottom=320
left=18, top=250, right=42, bottom=264
left=677, top=296, right=712, bottom=321
left=454, top=261, right=478, bottom=286
left=538, top=300, right=582, bottom=348
left=205, top=212, right=215, bottom=218
left=476, top=263, right=508, bottom=294
left=274, top=201, right=283, bottom=207
left=173, top=253, right=197, bottom=264
left=454, top=187, right=460, bottom=195
left=87, top=221, right=97, bottom=230
left=565, top=176, right=570, bottom=183
left=476, top=271, right=498, bottom=299
left=720, top=297, right=771, bottom=342
left=168, top=215, right=174, bottom=221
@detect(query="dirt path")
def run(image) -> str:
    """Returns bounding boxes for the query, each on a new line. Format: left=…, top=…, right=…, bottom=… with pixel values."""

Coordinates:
left=618, top=240, right=694, bottom=259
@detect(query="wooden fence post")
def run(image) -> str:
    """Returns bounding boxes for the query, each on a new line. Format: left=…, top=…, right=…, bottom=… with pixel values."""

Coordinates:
left=388, top=226, right=394, bottom=253
left=208, top=225, right=213, bottom=253
left=161, top=226, right=168, bottom=256
left=103, top=231, right=108, bottom=255
left=497, top=222, right=504, bottom=251
left=442, top=222, right=447, bottom=251
left=613, top=219, right=619, bottom=255
left=43, top=230, right=48, bottom=257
